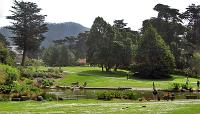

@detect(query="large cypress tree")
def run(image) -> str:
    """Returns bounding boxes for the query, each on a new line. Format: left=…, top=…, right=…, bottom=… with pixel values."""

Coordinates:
left=134, top=25, right=175, bottom=79
left=182, top=4, right=200, bottom=49
left=87, top=17, right=115, bottom=71
left=6, top=0, right=48, bottom=66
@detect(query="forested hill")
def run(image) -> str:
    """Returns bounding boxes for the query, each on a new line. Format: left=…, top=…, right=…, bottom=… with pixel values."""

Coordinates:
left=0, top=22, right=89, bottom=47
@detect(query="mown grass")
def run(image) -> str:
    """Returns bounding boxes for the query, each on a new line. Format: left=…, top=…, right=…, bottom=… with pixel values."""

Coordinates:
left=0, top=99, right=200, bottom=114
left=52, top=66, right=200, bottom=89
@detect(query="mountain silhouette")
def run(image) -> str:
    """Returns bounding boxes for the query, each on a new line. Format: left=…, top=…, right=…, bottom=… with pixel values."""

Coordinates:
left=0, top=22, right=89, bottom=47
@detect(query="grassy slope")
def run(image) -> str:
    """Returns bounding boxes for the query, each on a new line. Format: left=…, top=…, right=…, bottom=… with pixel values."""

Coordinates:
left=0, top=99, right=200, bottom=114
left=53, top=66, right=199, bottom=89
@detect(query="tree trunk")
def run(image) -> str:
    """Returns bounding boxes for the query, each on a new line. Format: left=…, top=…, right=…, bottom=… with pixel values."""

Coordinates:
left=105, top=66, right=110, bottom=72
left=101, top=64, right=104, bottom=71
left=114, top=64, right=118, bottom=71
left=21, top=48, right=26, bottom=66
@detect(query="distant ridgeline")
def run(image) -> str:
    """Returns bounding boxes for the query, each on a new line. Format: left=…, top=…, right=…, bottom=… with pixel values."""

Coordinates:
left=0, top=22, right=90, bottom=47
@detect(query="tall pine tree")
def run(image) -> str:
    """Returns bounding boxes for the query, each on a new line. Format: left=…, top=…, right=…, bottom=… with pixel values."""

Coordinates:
left=7, top=0, right=48, bottom=66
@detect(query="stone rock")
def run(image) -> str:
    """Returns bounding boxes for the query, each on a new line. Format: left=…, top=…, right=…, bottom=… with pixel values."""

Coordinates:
left=58, top=97, right=63, bottom=100
left=12, top=98, right=21, bottom=101
left=20, top=96, right=29, bottom=101
left=37, top=96, right=43, bottom=101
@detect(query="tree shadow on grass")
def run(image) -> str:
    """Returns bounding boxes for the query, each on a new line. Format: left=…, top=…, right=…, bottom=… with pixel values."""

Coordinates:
left=129, top=75, right=176, bottom=81
left=77, top=70, right=127, bottom=78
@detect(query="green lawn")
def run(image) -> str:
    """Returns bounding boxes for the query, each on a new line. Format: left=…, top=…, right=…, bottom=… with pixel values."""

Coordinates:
left=0, top=99, right=200, bottom=114
left=53, top=66, right=199, bottom=89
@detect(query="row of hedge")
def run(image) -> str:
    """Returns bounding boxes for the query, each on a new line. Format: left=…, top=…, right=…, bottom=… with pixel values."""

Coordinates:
left=97, top=90, right=140, bottom=100
left=20, top=67, right=63, bottom=79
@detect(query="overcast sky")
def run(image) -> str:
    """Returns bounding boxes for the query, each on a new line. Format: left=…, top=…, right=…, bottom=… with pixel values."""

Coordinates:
left=0, top=0, right=200, bottom=30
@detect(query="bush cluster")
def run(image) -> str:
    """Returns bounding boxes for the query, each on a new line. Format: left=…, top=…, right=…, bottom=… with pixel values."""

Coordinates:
left=0, top=85, right=13, bottom=94
left=171, top=83, right=180, bottom=90
left=97, top=90, right=139, bottom=100
left=0, top=64, right=20, bottom=84
left=0, top=95, right=10, bottom=101
left=39, top=79, right=54, bottom=87
left=40, top=92, right=57, bottom=101
left=6, top=79, right=57, bottom=101
left=0, top=64, right=20, bottom=94
left=21, top=72, right=62, bottom=79
left=20, top=67, right=63, bottom=79
left=173, top=69, right=199, bottom=78
left=12, top=80, right=41, bottom=95
left=170, top=83, right=191, bottom=91
left=25, top=58, right=44, bottom=66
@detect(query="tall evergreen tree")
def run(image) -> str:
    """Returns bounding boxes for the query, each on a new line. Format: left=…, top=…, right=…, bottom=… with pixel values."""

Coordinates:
left=182, top=4, right=200, bottom=49
left=134, top=25, right=175, bottom=79
left=142, top=4, right=189, bottom=69
left=112, top=20, right=137, bottom=70
left=6, top=0, right=48, bottom=66
left=87, top=17, right=115, bottom=71
left=154, top=4, right=182, bottom=23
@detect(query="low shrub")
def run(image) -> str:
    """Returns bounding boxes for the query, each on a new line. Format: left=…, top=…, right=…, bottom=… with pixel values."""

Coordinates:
left=123, top=91, right=138, bottom=100
left=19, top=66, right=36, bottom=79
left=42, top=79, right=54, bottom=87
left=11, top=93, right=20, bottom=98
left=25, top=58, right=44, bottom=67
left=0, top=64, right=21, bottom=94
left=12, top=80, right=41, bottom=96
left=0, top=69, right=6, bottom=84
left=111, top=91, right=122, bottom=99
left=97, top=91, right=112, bottom=100
left=48, top=68, right=63, bottom=73
left=0, top=64, right=20, bottom=85
left=45, top=72, right=62, bottom=78
left=20, top=67, right=63, bottom=79
left=0, top=85, right=13, bottom=94
left=171, top=83, right=180, bottom=90
left=181, top=84, right=189, bottom=90
left=40, top=92, right=57, bottom=101
left=97, top=90, right=139, bottom=100
left=0, top=95, right=10, bottom=101
left=29, top=86, right=41, bottom=95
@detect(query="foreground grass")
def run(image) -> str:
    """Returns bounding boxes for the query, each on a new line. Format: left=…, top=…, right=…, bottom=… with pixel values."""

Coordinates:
left=54, top=66, right=199, bottom=89
left=0, top=99, right=200, bottom=114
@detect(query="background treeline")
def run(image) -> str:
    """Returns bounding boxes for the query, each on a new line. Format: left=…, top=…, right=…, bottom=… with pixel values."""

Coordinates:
left=0, top=33, right=15, bottom=66
left=40, top=3, right=200, bottom=78
left=1, top=3, right=200, bottom=79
